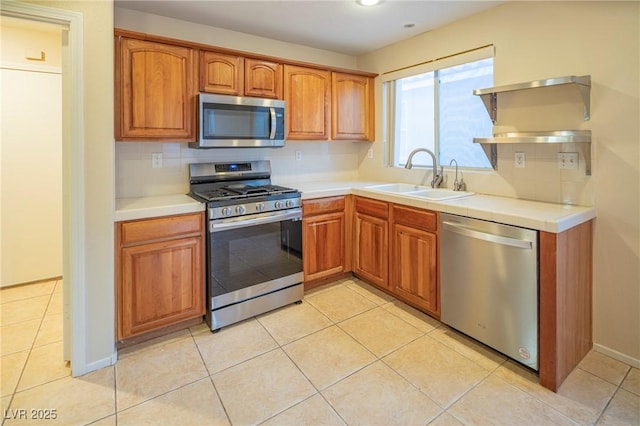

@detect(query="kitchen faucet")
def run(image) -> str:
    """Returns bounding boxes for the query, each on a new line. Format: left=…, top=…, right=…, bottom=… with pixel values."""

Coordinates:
left=449, top=159, right=466, bottom=191
left=404, top=148, right=443, bottom=188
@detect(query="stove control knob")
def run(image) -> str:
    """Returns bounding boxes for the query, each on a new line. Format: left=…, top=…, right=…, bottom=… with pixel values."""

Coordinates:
left=274, top=200, right=284, bottom=209
left=221, top=207, right=232, bottom=217
left=285, top=199, right=295, bottom=208
left=255, top=203, right=266, bottom=212
left=235, top=205, right=246, bottom=215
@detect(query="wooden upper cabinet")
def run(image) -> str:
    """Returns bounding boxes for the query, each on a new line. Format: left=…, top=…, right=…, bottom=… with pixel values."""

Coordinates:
left=332, top=72, right=374, bottom=141
left=200, top=51, right=244, bottom=95
left=245, top=58, right=283, bottom=99
left=116, top=37, right=198, bottom=141
left=284, top=65, right=331, bottom=140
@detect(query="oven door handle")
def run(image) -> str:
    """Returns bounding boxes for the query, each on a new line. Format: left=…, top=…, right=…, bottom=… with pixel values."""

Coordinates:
left=210, top=209, right=302, bottom=233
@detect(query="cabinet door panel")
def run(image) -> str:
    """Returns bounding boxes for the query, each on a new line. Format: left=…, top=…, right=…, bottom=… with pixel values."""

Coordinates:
left=355, top=196, right=389, bottom=219
left=118, top=38, right=197, bottom=141
left=245, top=58, right=282, bottom=99
left=391, top=223, right=438, bottom=315
left=120, top=213, right=203, bottom=245
left=303, top=212, right=345, bottom=281
left=354, top=212, right=388, bottom=288
left=302, top=196, right=345, bottom=216
left=200, top=51, right=244, bottom=95
left=392, top=204, right=437, bottom=231
left=120, top=236, right=204, bottom=338
left=284, top=65, right=331, bottom=140
left=332, top=72, right=374, bottom=141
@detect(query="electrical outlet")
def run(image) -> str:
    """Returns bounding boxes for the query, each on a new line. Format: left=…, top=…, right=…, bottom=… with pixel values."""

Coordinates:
left=558, top=152, right=578, bottom=170
left=515, top=152, right=525, bottom=168
left=295, top=150, right=302, bottom=161
left=151, top=152, right=163, bottom=168
left=367, top=148, right=373, bottom=159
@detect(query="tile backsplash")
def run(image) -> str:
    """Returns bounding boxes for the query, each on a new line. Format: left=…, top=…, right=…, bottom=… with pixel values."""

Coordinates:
left=117, top=139, right=593, bottom=207
left=115, top=141, right=362, bottom=199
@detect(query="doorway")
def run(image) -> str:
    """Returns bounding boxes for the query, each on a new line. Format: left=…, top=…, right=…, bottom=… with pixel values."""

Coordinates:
left=1, top=1, right=88, bottom=376
left=1, top=16, right=64, bottom=288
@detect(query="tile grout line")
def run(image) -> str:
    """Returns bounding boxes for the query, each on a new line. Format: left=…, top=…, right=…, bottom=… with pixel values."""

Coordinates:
left=5, top=282, right=58, bottom=394
left=262, top=286, right=448, bottom=425
left=113, top=335, right=211, bottom=418
left=188, top=327, right=233, bottom=425
left=589, top=366, right=633, bottom=426
left=254, top=308, right=359, bottom=426
left=1, top=280, right=58, bottom=426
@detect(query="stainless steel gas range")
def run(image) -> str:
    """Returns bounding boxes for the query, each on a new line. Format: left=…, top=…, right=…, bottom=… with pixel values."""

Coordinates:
left=188, top=160, right=303, bottom=332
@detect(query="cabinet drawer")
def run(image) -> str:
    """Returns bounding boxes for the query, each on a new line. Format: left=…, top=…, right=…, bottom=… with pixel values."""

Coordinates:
left=355, top=197, right=389, bottom=219
left=120, top=213, right=204, bottom=245
left=392, top=205, right=437, bottom=232
left=303, top=196, right=345, bottom=216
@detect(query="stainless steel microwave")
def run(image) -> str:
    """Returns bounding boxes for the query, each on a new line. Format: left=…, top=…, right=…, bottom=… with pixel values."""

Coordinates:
left=191, top=93, right=286, bottom=148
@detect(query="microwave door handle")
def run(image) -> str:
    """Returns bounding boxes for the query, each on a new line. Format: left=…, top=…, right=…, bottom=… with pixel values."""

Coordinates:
left=269, top=107, right=276, bottom=140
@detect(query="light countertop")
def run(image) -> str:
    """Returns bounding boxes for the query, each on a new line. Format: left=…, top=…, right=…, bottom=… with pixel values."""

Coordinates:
left=115, top=194, right=205, bottom=222
left=115, top=181, right=595, bottom=233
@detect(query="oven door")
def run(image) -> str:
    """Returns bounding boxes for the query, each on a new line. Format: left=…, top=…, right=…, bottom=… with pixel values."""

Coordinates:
left=208, top=209, right=303, bottom=309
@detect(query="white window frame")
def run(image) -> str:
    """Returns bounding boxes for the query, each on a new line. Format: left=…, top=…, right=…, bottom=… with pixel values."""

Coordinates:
left=382, top=45, right=494, bottom=169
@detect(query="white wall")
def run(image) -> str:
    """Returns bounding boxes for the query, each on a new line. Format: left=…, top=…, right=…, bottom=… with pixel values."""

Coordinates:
left=113, top=7, right=366, bottom=199
left=25, top=0, right=116, bottom=372
left=358, top=1, right=640, bottom=365
left=1, top=19, right=62, bottom=287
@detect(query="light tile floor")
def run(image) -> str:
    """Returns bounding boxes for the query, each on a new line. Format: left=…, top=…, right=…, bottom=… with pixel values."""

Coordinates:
left=1, top=278, right=639, bottom=425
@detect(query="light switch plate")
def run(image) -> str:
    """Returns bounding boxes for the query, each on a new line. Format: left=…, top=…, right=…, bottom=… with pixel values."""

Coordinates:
left=515, top=152, right=525, bottom=168
left=367, top=148, right=373, bottom=159
left=295, top=151, right=302, bottom=161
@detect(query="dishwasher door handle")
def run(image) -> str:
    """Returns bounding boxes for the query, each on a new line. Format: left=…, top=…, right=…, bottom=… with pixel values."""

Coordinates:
left=442, top=221, right=534, bottom=249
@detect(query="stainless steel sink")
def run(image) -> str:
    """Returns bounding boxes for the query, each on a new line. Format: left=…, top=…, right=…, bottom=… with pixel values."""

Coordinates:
left=365, top=184, right=474, bottom=201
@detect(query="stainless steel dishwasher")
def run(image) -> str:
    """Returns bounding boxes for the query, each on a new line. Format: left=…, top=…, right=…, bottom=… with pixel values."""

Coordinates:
left=440, top=213, right=538, bottom=370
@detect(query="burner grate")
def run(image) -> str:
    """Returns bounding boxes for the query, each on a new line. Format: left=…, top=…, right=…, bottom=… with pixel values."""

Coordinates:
left=192, top=184, right=298, bottom=202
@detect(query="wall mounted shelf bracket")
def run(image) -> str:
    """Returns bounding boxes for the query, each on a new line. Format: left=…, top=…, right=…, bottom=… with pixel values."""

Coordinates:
left=473, top=130, right=592, bottom=175
left=473, top=75, right=591, bottom=123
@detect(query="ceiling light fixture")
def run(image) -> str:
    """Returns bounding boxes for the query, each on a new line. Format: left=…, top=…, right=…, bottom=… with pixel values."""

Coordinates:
left=356, top=0, right=383, bottom=7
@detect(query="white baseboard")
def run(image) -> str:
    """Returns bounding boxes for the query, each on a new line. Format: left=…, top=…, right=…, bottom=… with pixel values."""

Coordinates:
left=72, top=352, right=118, bottom=377
left=593, top=343, right=640, bottom=369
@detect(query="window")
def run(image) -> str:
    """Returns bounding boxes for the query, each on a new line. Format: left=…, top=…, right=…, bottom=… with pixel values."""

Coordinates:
left=383, top=51, right=494, bottom=169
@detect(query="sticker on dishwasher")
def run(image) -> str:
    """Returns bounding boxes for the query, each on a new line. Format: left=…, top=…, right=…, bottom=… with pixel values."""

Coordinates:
left=518, top=347, right=531, bottom=359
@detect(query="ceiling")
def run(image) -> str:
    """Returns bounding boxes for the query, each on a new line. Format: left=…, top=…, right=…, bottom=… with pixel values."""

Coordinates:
left=114, top=0, right=504, bottom=56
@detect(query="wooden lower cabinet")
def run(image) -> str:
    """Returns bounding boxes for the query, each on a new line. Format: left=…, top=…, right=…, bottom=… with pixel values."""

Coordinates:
left=539, top=220, right=593, bottom=391
left=353, top=197, right=389, bottom=288
left=116, top=212, right=205, bottom=342
left=302, top=193, right=593, bottom=393
left=389, top=204, right=439, bottom=316
left=302, top=196, right=351, bottom=286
